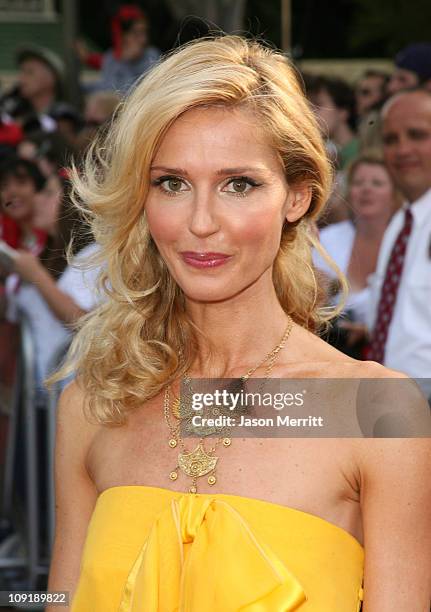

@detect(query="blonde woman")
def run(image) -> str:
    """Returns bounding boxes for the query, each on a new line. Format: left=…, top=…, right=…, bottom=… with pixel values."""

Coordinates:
left=47, top=36, right=431, bottom=611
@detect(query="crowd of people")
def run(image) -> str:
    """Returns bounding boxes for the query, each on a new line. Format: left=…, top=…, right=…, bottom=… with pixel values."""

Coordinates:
left=0, top=5, right=160, bottom=412
left=0, top=4, right=431, bottom=595
left=307, top=42, right=431, bottom=398
left=0, top=5, right=160, bottom=589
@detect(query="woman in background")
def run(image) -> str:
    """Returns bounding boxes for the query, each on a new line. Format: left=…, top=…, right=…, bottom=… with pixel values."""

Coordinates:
left=0, top=157, right=46, bottom=410
left=0, top=157, right=46, bottom=252
left=3, top=171, right=99, bottom=398
left=314, top=152, right=400, bottom=356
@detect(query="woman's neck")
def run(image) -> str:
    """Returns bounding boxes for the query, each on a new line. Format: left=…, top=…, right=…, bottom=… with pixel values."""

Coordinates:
left=185, top=283, right=291, bottom=378
left=353, top=212, right=391, bottom=239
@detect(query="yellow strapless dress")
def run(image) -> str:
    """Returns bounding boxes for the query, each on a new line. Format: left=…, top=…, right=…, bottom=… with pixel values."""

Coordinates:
left=70, top=485, right=364, bottom=611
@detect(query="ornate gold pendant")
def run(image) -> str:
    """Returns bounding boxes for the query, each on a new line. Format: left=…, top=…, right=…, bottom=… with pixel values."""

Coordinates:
left=178, top=442, right=218, bottom=477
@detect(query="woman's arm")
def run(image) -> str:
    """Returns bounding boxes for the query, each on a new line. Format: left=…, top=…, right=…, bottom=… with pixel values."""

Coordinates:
left=13, top=251, right=86, bottom=324
left=46, top=381, right=100, bottom=611
left=359, top=437, right=431, bottom=611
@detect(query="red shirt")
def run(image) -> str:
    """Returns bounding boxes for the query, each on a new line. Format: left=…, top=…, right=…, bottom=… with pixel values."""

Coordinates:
left=0, top=214, right=46, bottom=253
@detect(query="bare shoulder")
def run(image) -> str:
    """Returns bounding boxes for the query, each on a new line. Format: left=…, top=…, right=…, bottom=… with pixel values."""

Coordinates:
left=349, top=360, right=430, bottom=438
left=57, top=380, right=101, bottom=442
left=356, top=436, right=431, bottom=467
left=56, top=379, right=105, bottom=482
left=288, top=323, right=406, bottom=378
left=350, top=358, right=431, bottom=459
left=58, top=378, right=90, bottom=418
left=289, top=326, right=431, bottom=436
left=299, top=323, right=413, bottom=380
left=46, top=380, right=103, bottom=607
left=355, top=359, right=411, bottom=380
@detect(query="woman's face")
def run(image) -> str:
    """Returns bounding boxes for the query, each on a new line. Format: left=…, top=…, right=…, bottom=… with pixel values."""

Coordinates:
left=349, top=163, right=394, bottom=219
left=145, top=106, right=308, bottom=304
left=0, top=170, right=37, bottom=224
left=33, top=174, right=62, bottom=235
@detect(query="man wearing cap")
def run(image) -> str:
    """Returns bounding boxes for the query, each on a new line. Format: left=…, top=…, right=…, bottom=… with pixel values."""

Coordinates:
left=388, top=43, right=431, bottom=95
left=0, top=45, right=67, bottom=133
left=365, top=89, right=431, bottom=398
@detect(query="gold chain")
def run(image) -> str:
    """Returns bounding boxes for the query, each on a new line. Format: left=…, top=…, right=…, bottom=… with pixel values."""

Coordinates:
left=164, top=315, right=294, bottom=493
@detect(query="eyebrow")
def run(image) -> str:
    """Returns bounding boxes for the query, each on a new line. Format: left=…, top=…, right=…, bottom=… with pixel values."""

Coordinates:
left=150, top=165, right=268, bottom=176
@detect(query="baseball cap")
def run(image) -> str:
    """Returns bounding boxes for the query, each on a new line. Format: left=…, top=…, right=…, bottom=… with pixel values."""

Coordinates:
left=395, top=43, right=431, bottom=80
left=16, top=44, right=65, bottom=94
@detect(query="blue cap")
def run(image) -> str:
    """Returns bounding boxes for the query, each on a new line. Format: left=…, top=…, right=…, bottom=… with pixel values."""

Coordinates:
left=395, top=43, right=431, bottom=80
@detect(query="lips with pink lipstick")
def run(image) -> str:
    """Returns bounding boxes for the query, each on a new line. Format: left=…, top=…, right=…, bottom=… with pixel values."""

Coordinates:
left=180, top=251, right=232, bottom=269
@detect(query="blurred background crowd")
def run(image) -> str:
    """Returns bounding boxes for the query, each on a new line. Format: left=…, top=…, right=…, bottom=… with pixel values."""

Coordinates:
left=0, top=0, right=431, bottom=605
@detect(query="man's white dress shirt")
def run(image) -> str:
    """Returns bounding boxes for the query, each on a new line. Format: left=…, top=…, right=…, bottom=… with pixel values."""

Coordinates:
left=366, top=188, right=431, bottom=396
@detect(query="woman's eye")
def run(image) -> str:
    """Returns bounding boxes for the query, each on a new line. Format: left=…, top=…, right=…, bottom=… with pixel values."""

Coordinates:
left=224, top=177, right=260, bottom=196
left=153, top=176, right=187, bottom=195
left=163, top=178, right=184, bottom=192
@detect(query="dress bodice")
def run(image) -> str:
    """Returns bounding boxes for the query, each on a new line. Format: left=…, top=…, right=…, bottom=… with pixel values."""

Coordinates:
left=70, top=485, right=364, bottom=611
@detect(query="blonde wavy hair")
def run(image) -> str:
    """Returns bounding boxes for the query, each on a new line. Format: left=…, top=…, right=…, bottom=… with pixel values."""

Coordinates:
left=52, top=35, right=348, bottom=424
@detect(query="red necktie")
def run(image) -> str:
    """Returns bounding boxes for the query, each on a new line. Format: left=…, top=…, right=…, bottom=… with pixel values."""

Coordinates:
left=367, top=207, right=413, bottom=363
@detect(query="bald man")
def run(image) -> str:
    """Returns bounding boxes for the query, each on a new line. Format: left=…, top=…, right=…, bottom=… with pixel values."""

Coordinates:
left=366, top=89, right=431, bottom=397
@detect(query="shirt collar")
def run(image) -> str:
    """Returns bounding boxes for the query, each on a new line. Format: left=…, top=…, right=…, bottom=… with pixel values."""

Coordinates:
left=402, top=187, right=431, bottom=224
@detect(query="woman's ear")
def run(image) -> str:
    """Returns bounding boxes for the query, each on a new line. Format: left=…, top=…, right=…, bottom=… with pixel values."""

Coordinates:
left=285, top=184, right=313, bottom=223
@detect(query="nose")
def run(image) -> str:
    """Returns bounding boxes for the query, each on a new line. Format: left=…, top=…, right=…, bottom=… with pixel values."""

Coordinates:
left=360, top=184, right=372, bottom=195
left=393, top=135, right=415, bottom=158
left=188, top=190, right=220, bottom=238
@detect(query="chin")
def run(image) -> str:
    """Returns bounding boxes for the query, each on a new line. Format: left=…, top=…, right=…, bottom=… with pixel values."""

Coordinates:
left=9, top=212, right=27, bottom=222
left=360, top=207, right=382, bottom=218
left=401, top=180, right=428, bottom=198
left=180, top=286, right=239, bottom=304
left=176, top=274, right=248, bottom=303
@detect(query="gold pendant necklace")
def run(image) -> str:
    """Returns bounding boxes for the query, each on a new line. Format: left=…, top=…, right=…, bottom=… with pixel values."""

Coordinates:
left=178, top=441, right=219, bottom=477
left=164, top=316, right=294, bottom=493
left=164, top=386, right=230, bottom=492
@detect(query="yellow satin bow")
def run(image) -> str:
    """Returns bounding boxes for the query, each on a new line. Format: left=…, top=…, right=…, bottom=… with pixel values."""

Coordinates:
left=118, top=493, right=307, bottom=611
